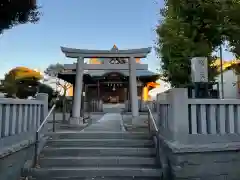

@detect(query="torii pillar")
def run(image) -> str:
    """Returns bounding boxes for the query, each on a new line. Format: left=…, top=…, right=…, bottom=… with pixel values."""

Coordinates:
left=129, top=56, right=139, bottom=119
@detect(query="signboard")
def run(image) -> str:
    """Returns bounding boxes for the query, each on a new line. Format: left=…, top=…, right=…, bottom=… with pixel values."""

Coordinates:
left=191, top=57, right=208, bottom=82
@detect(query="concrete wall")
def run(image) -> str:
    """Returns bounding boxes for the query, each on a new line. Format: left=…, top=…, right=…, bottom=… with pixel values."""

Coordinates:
left=158, top=137, right=240, bottom=180
left=155, top=88, right=240, bottom=179
left=0, top=140, right=35, bottom=180
left=216, top=69, right=238, bottom=99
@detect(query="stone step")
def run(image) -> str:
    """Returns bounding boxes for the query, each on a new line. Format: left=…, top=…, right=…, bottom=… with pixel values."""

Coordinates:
left=26, top=167, right=162, bottom=178
left=47, top=132, right=150, bottom=140
left=46, top=139, right=154, bottom=148
left=39, top=156, right=157, bottom=167
left=41, top=147, right=156, bottom=157
left=28, top=177, right=160, bottom=180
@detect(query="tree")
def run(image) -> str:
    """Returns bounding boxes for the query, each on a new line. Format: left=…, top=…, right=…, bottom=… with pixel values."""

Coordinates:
left=0, top=0, right=40, bottom=34
left=44, top=63, right=72, bottom=122
left=44, top=63, right=72, bottom=96
left=2, top=72, right=18, bottom=98
left=2, top=72, right=40, bottom=98
left=1, top=67, right=43, bottom=98
left=156, top=0, right=240, bottom=87
left=38, top=83, right=58, bottom=107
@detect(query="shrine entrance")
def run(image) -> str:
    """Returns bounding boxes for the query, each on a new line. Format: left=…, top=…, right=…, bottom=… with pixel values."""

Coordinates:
left=99, top=72, right=127, bottom=103
left=61, top=45, right=151, bottom=125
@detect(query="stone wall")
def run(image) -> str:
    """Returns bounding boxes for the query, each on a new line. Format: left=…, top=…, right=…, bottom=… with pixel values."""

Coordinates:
left=0, top=144, right=35, bottom=180
left=0, top=133, right=47, bottom=180
left=159, top=137, right=240, bottom=180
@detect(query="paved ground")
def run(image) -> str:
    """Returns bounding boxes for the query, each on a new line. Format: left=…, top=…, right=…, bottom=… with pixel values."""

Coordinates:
left=48, top=104, right=156, bottom=133
left=83, top=113, right=125, bottom=132
left=102, top=103, right=125, bottom=113
left=46, top=113, right=105, bottom=132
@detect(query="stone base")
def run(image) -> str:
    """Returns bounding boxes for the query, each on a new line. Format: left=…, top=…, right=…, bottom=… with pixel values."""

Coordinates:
left=132, top=116, right=139, bottom=125
left=69, top=117, right=84, bottom=125
left=158, top=137, right=240, bottom=180
left=131, top=115, right=147, bottom=127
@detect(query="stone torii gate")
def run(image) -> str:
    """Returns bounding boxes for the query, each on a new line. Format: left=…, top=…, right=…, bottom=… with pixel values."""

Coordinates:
left=61, top=45, right=151, bottom=125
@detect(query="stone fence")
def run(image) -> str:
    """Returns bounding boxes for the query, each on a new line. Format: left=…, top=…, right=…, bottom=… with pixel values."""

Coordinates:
left=157, top=88, right=240, bottom=144
left=0, top=93, right=48, bottom=180
left=66, top=99, right=103, bottom=112
left=125, top=100, right=157, bottom=112
left=156, top=88, right=240, bottom=180
left=84, top=100, right=103, bottom=112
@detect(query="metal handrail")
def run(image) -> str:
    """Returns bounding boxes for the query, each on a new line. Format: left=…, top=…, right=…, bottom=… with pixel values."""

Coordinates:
left=34, top=104, right=56, bottom=167
left=146, top=104, right=161, bottom=174
left=146, top=105, right=158, bottom=133
left=37, top=104, right=56, bottom=132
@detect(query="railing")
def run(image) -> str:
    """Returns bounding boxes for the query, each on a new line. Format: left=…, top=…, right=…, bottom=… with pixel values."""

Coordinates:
left=188, top=99, right=240, bottom=134
left=156, top=88, right=240, bottom=145
left=125, top=100, right=157, bottom=112
left=146, top=105, right=160, bottom=167
left=85, top=100, right=103, bottom=112
left=147, top=105, right=158, bottom=133
left=0, top=99, right=44, bottom=139
left=65, top=99, right=103, bottom=113
left=34, top=104, right=56, bottom=167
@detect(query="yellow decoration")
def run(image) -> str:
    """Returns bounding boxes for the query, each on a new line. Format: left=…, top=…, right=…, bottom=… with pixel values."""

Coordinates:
left=8, top=67, right=43, bottom=81
left=142, top=82, right=160, bottom=101
left=89, top=58, right=102, bottom=64
left=211, top=59, right=240, bottom=73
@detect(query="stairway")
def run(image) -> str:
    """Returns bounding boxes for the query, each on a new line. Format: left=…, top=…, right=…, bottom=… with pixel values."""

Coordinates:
left=25, top=131, right=162, bottom=179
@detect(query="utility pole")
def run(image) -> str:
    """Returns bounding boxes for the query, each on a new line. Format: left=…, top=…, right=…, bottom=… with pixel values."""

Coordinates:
left=220, top=45, right=224, bottom=99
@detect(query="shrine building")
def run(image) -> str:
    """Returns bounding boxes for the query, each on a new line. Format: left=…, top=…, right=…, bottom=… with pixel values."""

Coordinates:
left=58, top=45, right=159, bottom=124
left=59, top=45, right=159, bottom=103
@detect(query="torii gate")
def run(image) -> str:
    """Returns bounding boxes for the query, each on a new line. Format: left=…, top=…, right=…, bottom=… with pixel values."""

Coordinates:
left=61, top=45, right=151, bottom=125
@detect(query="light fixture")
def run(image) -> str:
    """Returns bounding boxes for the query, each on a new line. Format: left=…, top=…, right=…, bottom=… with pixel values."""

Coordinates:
left=112, top=84, right=116, bottom=91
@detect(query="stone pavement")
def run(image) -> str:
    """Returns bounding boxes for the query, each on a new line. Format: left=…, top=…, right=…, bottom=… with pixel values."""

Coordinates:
left=83, top=113, right=125, bottom=132
left=102, top=103, right=125, bottom=113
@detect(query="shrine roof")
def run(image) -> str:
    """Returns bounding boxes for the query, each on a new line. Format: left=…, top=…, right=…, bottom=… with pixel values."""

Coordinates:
left=87, top=69, right=157, bottom=77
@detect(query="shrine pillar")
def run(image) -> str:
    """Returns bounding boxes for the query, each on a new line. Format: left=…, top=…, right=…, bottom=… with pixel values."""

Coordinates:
left=71, top=57, right=84, bottom=125
left=129, top=56, right=139, bottom=119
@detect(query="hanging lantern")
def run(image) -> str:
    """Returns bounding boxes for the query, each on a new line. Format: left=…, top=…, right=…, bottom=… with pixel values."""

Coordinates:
left=112, top=84, right=116, bottom=91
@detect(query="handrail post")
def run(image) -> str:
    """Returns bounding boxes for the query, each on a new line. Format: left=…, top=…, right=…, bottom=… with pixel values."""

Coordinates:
left=34, top=131, right=39, bottom=167
left=53, top=108, right=56, bottom=132
left=156, top=134, right=160, bottom=166
left=147, top=109, right=151, bottom=133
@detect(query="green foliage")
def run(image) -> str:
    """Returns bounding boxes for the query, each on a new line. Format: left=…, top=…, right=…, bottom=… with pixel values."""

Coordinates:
left=1, top=72, right=43, bottom=99
left=2, top=72, right=18, bottom=97
left=38, top=83, right=58, bottom=107
left=16, top=79, right=38, bottom=98
left=0, top=0, right=40, bottom=34
left=156, top=0, right=240, bottom=87
left=45, top=63, right=64, bottom=77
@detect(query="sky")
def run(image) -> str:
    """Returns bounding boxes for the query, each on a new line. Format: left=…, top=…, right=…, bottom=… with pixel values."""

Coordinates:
left=0, top=0, right=235, bottom=78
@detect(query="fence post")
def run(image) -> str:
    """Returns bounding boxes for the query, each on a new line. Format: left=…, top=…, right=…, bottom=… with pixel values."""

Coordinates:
left=36, top=93, right=49, bottom=121
left=168, top=88, right=189, bottom=143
